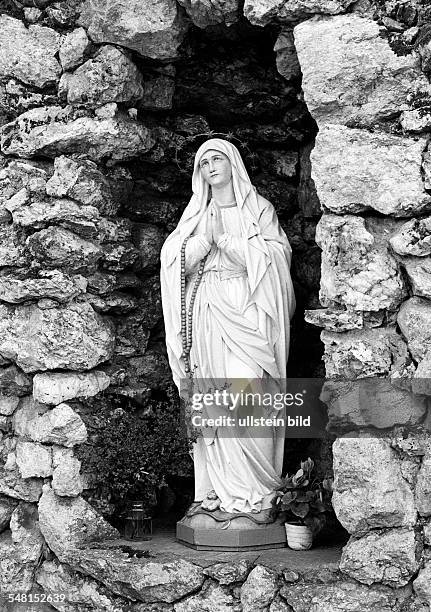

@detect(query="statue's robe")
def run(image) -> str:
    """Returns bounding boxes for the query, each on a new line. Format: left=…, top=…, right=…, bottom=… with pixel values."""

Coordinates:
left=161, top=194, right=295, bottom=513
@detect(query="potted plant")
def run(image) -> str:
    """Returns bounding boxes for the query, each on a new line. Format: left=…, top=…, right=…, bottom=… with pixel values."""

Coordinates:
left=273, top=458, right=333, bottom=550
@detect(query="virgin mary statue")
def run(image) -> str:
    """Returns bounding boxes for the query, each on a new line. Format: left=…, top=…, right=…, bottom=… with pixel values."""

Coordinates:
left=161, top=138, right=295, bottom=530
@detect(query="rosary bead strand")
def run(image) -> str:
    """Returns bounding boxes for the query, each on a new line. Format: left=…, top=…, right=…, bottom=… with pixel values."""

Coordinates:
left=180, top=237, right=208, bottom=379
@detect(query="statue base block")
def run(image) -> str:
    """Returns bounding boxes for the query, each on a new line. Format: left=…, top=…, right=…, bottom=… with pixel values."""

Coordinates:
left=176, top=521, right=287, bottom=551
left=176, top=504, right=287, bottom=551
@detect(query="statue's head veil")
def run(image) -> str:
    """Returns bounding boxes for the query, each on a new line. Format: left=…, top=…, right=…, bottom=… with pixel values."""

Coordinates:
left=191, top=138, right=253, bottom=207
left=163, top=138, right=267, bottom=264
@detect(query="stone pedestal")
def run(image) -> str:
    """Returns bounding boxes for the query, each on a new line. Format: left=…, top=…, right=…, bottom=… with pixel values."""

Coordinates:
left=176, top=503, right=287, bottom=551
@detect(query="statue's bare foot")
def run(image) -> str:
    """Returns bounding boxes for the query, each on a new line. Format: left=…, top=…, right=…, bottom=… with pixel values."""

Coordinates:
left=201, top=491, right=221, bottom=511
left=205, top=498, right=221, bottom=511
left=251, top=501, right=262, bottom=514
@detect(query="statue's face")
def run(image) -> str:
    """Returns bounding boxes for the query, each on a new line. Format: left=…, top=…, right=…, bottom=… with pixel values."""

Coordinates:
left=199, top=149, right=232, bottom=188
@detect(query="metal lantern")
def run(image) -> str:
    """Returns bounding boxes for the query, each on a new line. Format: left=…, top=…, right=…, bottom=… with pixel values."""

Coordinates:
left=124, top=501, right=152, bottom=541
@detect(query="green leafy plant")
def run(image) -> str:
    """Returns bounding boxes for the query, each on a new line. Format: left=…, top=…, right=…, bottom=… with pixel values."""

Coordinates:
left=273, top=458, right=333, bottom=534
left=77, top=384, right=192, bottom=517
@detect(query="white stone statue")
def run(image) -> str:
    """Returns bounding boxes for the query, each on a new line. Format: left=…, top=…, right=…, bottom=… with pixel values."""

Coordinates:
left=161, top=138, right=295, bottom=525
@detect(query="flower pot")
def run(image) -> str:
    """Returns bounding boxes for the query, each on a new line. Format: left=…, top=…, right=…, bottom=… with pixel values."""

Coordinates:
left=285, top=523, right=313, bottom=550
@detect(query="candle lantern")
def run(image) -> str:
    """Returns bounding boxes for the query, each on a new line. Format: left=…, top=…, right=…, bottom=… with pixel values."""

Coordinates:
left=123, top=501, right=152, bottom=541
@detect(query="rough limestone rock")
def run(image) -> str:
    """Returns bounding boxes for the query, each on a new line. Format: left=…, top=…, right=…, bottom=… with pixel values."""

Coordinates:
left=115, top=312, right=153, bottom=357
left=425, top=521, right=431, bottom=545
left=397, top=297, right=431, bottom=361
left=0, top=438, right=43, bottom=501
left=321, top=328, right=408, bottom=379
left=24, top=7, right=42, bottom=23
left=27, top=226, right=102, bottom=273
left=0, top=15, right=61, bottom=88
left=204, top=560, right=253, bottom=585
left=244, top=0, right=355, bottom=25
left=0, top=495, right=18, bottom=532
left=96, top=217, right=132, bottom=243
left=403, top=258, right=431, bottom=298
left=13, top=397, right=87, bottom=447
left=101, top=241, right=138, bottom=272
left=52, top=447, right=83, bottom=497
left=423, top=149, right=431, bottom=189
left=86, top=291, right=138, bottom=316
left=59, top=45, right=143, bottom=107
left=0, top=365, right=32, bottom=397
left=16, top=440, right=52, bottom=478
left=412, top=350, right=431, bottom=395
left=0, top=396, right=20, bottom=416
left=59, top=27, right=91, bottom=71
left=131, top=223, right=165, bottom=272
left=270, top=595, right=291, bottom=612
left=0, top=160, right=49, bottom=205
left=5, top=188, right=101, bottom=238
left=279, top=578, right=410, bottom=612
left=174, top=580, right=236, bottom=611
left=86, top=271, right=117, bottom=295
left=390, top=218, right=431, bottom=257
left=340, top=528, right=419, bottom=587
left=0, top=414, right=11, bottom=433
left=0, top=530, right=35, bottom=594
left=304, top=308, right=364, bottom=332
left=260, top=150, right=298, bottom=179
left=274, top=30, right=301, bottom=81
left=241, top=565, right=278, bottom=612
left=294, top=14, right=429, bottom=126
left=126, top=351, right=171, bottom=392
left=400, top=108, right=431, bottom=133
left=140, top=72, right=176, bottom=111
left=390, top=434, right=431, bottom=463
left=178, top=0, right=240, bottom=27
left=413, top=562, right=431, bottom=604
left=0, top=79, right=59, bottom=123
left=0, top=225, right=28, bottom=268
left=1, top=105, right=156, bottom=162
left=36, top=559, right=128, bottom=611
left=0, top=464, right=43, bottom=502
left=70, top=545, right=205, bottom=603
left=0, top=270, right=87, bottom=304
left=38, top=485, right=119, bottom=563
left=332, top=438, right=417, bottom=535
left=312, top=125, right=431, bottom=217
left=322, top=378, right=426, bottom=431
left=33, top=371, right=110, bottom=405
left=415, top=450, right=431, bottom=516
left=10, top=502, right=44, bottom=564
left=79, top=0, right=189, bottom=61
left=316, top=215, right=406, bottom=311
left=46, top=155, right=120, bottom=216
left=0, top=301, right=115, bottom=373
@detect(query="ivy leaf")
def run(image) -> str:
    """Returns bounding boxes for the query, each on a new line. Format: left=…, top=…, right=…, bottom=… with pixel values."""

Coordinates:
left=291, top=502, right=310, bottom=519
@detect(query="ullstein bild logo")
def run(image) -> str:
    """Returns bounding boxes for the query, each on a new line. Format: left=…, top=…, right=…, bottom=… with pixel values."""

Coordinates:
left=190, top=413, right=311, bottom=428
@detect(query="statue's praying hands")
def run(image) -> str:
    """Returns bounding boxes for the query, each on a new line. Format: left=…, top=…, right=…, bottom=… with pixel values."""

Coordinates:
left=202, top=201, right=225, bottom=245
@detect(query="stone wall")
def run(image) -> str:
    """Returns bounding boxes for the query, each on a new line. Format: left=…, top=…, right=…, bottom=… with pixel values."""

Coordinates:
left=295, top=4, right=431, bottom=610
left=0, top=0, right=430, bottom=610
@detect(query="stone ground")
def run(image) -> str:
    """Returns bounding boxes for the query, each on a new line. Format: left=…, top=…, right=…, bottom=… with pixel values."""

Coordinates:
left=101, top=527, right=343, bottom=571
